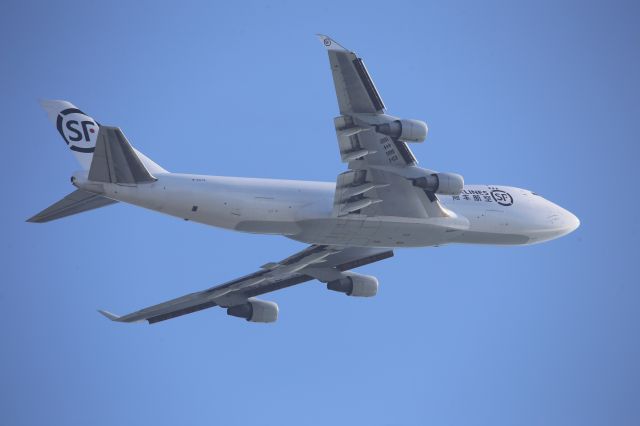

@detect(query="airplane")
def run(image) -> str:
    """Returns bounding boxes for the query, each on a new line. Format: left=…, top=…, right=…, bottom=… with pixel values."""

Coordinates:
left=29, top=35, right=579, bottom=325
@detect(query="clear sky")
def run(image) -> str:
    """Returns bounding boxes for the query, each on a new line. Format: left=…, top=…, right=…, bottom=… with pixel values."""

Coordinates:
left=2, top=1, right=638, bottom=425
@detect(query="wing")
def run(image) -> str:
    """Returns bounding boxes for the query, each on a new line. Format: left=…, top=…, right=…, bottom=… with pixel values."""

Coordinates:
left=318, top=35, right=451, bottom=219
left=318, top=35, right=386, bottom=115
left=99, top=245, right=393, bottom=324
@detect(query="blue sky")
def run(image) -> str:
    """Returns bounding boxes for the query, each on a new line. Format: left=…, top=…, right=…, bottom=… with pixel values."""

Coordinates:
left=2, top=1, right=639, bottom=425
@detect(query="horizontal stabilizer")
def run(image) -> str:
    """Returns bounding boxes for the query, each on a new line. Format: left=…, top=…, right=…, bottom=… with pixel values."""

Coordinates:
left=27, top=190, right=117, bottom=223
left=89, top=126, right=156, bottom=184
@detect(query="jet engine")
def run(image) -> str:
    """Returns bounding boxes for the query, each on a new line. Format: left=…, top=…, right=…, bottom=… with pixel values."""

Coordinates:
left=327, top=272, right=378, bottom=297
left=413, top=172, right=464, bottom=195
left=376, top=119, right=428, bottom=142
left=226, top=298, right=279, bottom=323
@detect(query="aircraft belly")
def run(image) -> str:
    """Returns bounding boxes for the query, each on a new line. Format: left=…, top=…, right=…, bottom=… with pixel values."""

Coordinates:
left=97, top=177, right=532, bottom=247
left=99, top=175, right=334, bottom=234
left=445, top=202, right=531, bottom=245
left=453, top=231, right=530, bottom=245
left=291, top=216, right=467, bottom=248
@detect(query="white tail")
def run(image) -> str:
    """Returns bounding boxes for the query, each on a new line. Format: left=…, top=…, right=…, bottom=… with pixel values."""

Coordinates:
left=39, top=99, right=167, bottom=174
left=40, top=100, right=100, bottom=170
left=29, top=100, right=168, bottom=223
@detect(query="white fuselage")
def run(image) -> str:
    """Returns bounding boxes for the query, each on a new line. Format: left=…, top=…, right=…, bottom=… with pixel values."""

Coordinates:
left=73, top=172, right=579, bottom=248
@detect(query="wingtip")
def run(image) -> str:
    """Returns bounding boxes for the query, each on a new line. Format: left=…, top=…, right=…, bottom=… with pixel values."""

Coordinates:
left=98, top=309, right=121, bottom=321
left=26, top=213, right=44, bottom=223
left=316, top=34, right=348, bottom=52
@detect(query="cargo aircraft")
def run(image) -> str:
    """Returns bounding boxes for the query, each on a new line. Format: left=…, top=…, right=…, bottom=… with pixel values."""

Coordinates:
left=29, top=35, right=579, bottom=324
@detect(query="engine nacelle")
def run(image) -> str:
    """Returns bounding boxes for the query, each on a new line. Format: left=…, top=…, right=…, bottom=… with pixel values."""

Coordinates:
left=413, top=172, right=464, bottom=195
left=226, top=298, right=278, bottom=323
left=327, top=272, right=378, bottom=297
left=376, top=119, right=428, bottom=143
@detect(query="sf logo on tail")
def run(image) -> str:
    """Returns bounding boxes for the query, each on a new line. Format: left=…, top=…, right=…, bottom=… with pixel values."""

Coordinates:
left=56, top=108, right=98, bottom=153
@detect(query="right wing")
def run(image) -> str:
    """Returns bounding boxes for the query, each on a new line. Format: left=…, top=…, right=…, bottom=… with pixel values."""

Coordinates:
left=99, top=245, right=393, bottom=324
left=319, top=35, right=386, bottom=115
left=318, top=35, right=452, bottom=219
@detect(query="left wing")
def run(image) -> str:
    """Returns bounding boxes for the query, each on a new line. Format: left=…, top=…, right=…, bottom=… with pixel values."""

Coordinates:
left=99, top=245, right=393, bottom=324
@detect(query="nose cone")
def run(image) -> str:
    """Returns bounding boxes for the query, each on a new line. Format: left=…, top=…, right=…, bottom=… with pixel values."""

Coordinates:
left=526, top=197, right=580, bottom=244
left=562, top=209, right=580, bottom=235
left=543, top=205, right=580, bottom=240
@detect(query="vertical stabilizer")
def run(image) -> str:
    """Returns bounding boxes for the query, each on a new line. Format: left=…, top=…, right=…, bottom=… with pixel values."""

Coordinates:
left=40, top=100, right=100, bottom=170
left=40, top=100, right=168, bottom=174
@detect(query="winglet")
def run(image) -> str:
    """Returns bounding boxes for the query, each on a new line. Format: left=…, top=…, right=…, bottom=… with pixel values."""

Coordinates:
left=316, top=34, right=348, bottom=52
left=98, top=309, right=122, bottom=321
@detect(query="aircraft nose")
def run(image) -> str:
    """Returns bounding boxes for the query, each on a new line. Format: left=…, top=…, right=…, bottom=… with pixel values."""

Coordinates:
left=563, top=209, right=580, bottom=234
left=528, top=199, right=580, bottom=243
left=548, top=206, right=580, bottom=237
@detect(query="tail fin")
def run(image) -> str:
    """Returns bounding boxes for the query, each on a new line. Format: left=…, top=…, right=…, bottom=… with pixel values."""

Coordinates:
left=40, top=99, right=168, bottom=174
left=40, top=100, right=100, bottom=170
left=31, top=100, right=170, bottom=224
